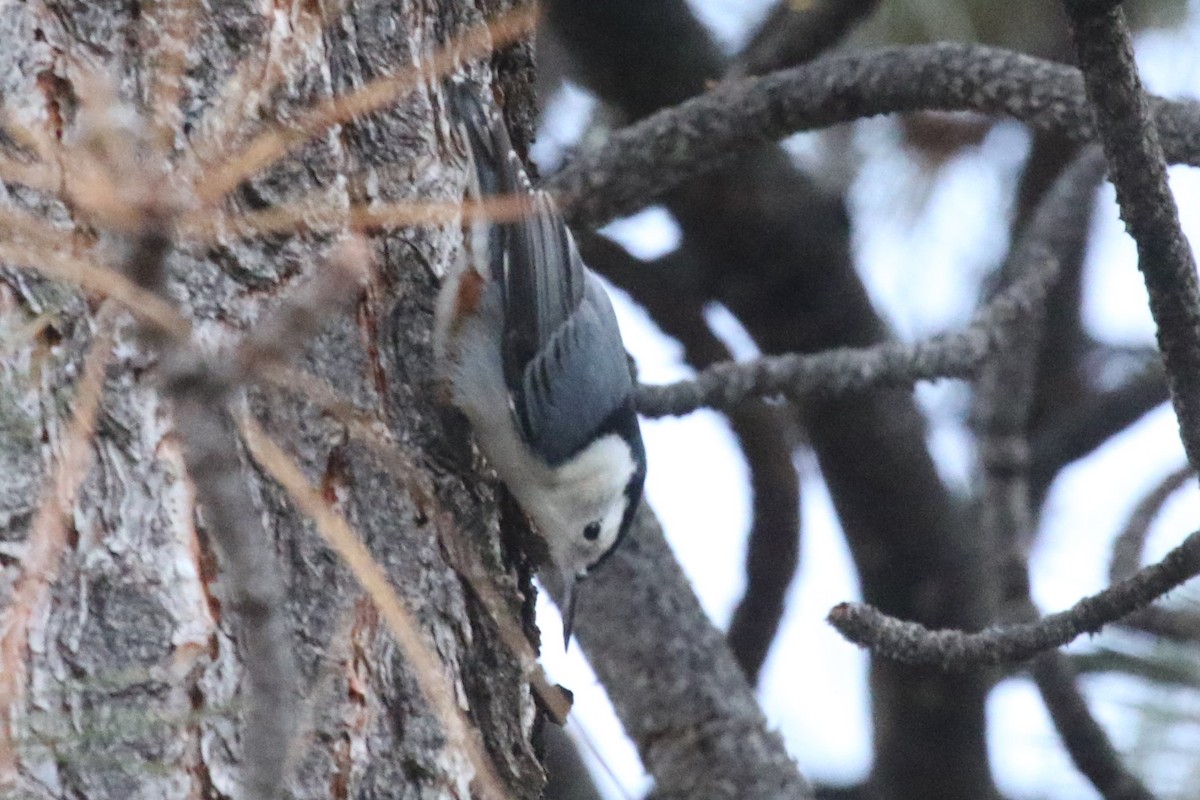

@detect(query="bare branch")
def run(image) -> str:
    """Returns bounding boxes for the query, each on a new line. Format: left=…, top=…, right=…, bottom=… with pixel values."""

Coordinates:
left=560, top=503, right=815, bottom=800
left=111, top=119, right=300, bottom=794
left=1107, top=464, right=1200, bottom=643
left=1030, top=652, right=1156, bottom=800
left=1064, top=4, right=1200, bottom=482
left=1111, top=465, right=1195, bottom=583
left=546, top=43, right=1200, bottom=230
left=730, top=0, right=881, bottom=78
left=163, top=360, right=297, bottom=800
left=1030, top=357, right=1168, bottom=497
left=827, top=146, right=1194, bottom=673
left=971, top=143, right=1153, bottom=800
left=635, top=255, right=1058, bottom=417
left=828, top=526, right=1200, bottom=668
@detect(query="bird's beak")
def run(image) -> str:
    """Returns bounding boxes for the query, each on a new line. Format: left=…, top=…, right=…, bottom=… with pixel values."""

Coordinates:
left=560, top=578, right=579, bottom=648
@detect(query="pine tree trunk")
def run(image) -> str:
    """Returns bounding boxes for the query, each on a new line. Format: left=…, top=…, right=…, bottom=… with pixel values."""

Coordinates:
left=0, top=1, right=544, bottom=798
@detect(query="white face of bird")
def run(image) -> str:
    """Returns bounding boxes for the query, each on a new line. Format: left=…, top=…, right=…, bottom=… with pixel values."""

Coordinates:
left=536, top=433, right=638, bottom=581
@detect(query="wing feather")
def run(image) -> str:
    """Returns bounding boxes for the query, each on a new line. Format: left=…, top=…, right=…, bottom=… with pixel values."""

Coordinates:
left=450, top=82, right=633, bottom=464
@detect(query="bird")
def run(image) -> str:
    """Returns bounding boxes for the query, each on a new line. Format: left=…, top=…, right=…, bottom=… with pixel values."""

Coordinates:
left=433, top=81, right=646, bottom=645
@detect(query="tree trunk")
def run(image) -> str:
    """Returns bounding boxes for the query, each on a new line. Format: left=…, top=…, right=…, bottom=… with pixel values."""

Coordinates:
left=0, top=1, right=544, bottom=798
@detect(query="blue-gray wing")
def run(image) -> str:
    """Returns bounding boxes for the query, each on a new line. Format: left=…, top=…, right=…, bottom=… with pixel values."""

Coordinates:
left=449, top=82, right=631, bottom=464
left=515, top=273, right=635, bottom=465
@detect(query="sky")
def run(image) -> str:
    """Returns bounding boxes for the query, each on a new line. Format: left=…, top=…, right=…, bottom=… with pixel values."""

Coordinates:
left=532, top=2, right=1200, bottom=798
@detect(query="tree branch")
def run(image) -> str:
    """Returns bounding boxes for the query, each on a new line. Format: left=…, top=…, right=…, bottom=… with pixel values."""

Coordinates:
left=1110, top=464, right=1195, bottom=583
left=635, top=254, right=1059, bottom=417
left=568, top=503, right=815, bottom=800
left=1064, top=3, right=1200, bottom=480
left=1030, top=652, right=1156, bottom=800
left=1030, top=356, right=1168, bottom=499
left=971, top=143, right=1153, bottom=800
left=546, top=43, right=1200, bottom=230
left=828, top=528, right=1200, bottom=668
left=730, top=0, right=882, bottom=78
left=547, top=7, right=995, bottom=796
left=579, top=234, right=801, bottom=682
left=1108, top=464, right=1200, bottom=643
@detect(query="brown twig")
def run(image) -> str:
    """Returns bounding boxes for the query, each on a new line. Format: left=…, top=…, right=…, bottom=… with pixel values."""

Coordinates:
left=180, top=195, right=535, bottom=244
left=193, top=8, right=538, bottom=206
left=0, top=208, right=188, bottom=336
left=256, top=364, right=572, bottom=724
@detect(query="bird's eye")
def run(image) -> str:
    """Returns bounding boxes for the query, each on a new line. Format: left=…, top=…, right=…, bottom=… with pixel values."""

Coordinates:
left=583, top=521, right=601, bottom=542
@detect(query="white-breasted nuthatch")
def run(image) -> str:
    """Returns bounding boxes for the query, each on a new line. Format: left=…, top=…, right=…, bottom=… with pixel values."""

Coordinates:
left=434, top=82, right=647, bottom=644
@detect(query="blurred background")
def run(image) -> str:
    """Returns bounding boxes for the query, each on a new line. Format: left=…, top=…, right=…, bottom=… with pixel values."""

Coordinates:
left=528, top=1, right=1200, bottom=798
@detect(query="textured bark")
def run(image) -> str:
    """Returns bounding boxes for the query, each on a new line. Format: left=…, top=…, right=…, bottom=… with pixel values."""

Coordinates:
left=0, top=2, right=543, bottom=799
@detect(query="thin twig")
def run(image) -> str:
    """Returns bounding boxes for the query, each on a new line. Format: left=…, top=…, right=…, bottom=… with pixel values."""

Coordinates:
left=180, top=195, right=535, bottom=244
left=1110, top=464, right=1195, bottom=583
left=635, top=256, right=1058, bottom=417
left=257, top=364, right=572, bottom=724
left=1109, top=464, right=1200, bottom=643
left=0, top=155, right=60, bottom=194
left=193, top=8, right=538, bottom=206
left=0, top=217, right=188, bottom=336
left=828, top=528, right=1200, bottom=668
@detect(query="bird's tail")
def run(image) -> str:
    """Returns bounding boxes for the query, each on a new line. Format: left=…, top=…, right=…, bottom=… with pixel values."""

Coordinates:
left=444, top=79, right=530, bottom=201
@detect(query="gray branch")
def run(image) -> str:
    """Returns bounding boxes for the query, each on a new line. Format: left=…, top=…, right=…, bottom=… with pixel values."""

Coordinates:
left=546, top=43, right=1200, bottom=230
left=730, top=0, right=882, bottom=78
left=827, top=527, right=1200, bottom=668
left=635, top=255, right=1059, bottom=417
left=1064, top=2, right=1200, bottom=484
left=566, top=503, right=814, bottom=800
